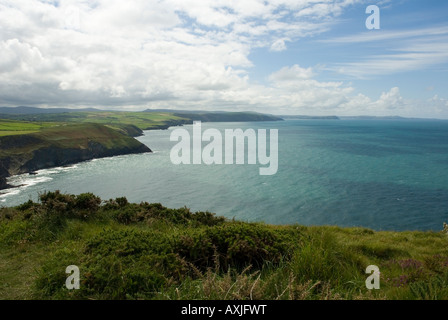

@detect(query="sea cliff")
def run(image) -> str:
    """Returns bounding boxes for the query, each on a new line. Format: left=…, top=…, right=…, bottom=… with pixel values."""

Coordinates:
left=0, top=123, right=151, bottom=189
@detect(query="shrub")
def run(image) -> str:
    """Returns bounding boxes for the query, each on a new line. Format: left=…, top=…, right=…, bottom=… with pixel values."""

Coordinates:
left=103, top=197, right=129, bottom=211
left=177, top=223, right=298, bottom=271
left=74, top=193, right=101, bottom=212
left=108, top=201, right=226, bottom=227
left=16, top=200, right=37, bottom=212
left=80, top=229, right=188, bottom=299
left=39, top=190, right=75, bottom=214
left=38, top=191, right=102, bottom=220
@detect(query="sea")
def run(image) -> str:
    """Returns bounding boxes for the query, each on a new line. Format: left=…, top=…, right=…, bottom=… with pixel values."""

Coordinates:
left=1, top=119, right=448, bottom=232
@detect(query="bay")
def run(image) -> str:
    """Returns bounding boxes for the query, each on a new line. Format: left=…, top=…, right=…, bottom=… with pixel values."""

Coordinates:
left=1, top=119, right=448, bottom=231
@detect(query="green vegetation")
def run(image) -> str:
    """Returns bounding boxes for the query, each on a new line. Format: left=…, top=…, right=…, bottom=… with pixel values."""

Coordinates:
left=0, top=123, right=147, bottom=159
left=1, top=191, right=447, bottom=300
left=0, top=109, right=282, bottom=136
left=56, top=111, right=189, bottom=131
left=0, top=111, right=189, bottom=138
left=0, top=111, right=187, bottom=133
left=0, top=119, right=57, bottom=137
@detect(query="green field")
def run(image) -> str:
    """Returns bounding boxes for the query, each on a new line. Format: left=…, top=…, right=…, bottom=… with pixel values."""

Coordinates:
left=0, top=119, right=57, bottom=137
left=1, top=191, right=447, bottom=300
left=62, top=111, right=188, bottom=130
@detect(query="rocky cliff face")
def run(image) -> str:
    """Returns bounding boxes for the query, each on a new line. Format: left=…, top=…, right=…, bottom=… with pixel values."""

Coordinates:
left=19, top=141, right=150, bottom=174
left=0, top=177, right=8, bottom=189
left=0, top=161, right=11, bottom=189
left=0, top=124, right=151, bottom=190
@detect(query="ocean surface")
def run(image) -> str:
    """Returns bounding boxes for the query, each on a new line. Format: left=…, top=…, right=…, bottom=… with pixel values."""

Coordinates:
left=1, top=119, right=448, bottom=231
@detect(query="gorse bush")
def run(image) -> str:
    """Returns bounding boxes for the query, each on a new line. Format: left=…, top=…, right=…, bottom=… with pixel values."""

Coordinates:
left=39, top=191, right=101, bottom=218
left=104, top=198, right=226, bottom=226
left=81, top=229, right=187, bottom=299
left=177, top=223, right=300, bottom=271
left=37, top=223, right=300, bottom=299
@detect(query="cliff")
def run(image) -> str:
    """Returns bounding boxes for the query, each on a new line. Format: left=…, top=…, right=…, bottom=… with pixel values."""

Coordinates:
left=0, top=123, right=151, bottom=188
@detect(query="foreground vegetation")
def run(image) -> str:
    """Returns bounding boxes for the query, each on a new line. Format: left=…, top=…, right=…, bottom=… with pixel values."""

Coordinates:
left=1, top=192, right=447, bottom=300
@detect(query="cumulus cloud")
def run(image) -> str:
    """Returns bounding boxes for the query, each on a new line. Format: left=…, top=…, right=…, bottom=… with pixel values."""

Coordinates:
left=269, top=65, right=315, bottom=82
left=0, top=0, right=358, bottom=110
left=0, top=0, right=447, bottom=118
left=270, top=38, right=288, bottom=52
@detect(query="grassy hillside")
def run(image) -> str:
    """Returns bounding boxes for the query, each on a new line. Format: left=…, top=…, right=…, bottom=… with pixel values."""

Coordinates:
left=1, top=191, right=447, bottom=300
left=0, top=123, right=147, bottom=157
left=0, top=123, right=150, bottom=178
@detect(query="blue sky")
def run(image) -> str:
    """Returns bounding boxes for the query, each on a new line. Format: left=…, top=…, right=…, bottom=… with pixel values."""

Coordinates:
left=0, top=0, right=447, bottom=118
left=250, top=1, right=448, bottom=98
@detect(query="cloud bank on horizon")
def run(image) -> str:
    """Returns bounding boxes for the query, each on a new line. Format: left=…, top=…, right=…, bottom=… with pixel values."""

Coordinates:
left=0, top=0, right=447, bottom=118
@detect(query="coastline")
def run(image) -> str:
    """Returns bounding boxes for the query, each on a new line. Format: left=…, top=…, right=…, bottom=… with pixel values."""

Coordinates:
left=0, top=113, right=284, bottom=191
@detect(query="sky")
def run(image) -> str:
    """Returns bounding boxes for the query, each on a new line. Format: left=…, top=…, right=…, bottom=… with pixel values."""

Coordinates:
left=0, top=0, right=447, bottom=118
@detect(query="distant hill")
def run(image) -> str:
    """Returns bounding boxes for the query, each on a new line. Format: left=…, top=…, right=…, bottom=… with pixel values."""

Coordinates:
left=144, top=109, right=283, bottom=122
left=337, top=116, right=447, bottom=121
left=339, top=116, right=406, bottom=120
left=0, top=106, right=100, bottom=114
left=281, top=115, right=340, bottom=120
left=1, top=107, right=283, bottom=123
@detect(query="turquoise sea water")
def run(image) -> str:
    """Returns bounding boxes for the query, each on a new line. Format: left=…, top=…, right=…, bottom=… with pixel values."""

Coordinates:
left=1, top=119, right=448, bottom=231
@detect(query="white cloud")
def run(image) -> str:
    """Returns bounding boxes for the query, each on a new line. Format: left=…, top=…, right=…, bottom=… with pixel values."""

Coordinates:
left=0, top=0, right=447, bottom=118
left=375, top=87, right=404, bottom=110
left=325, top=27, right=448, bottom=78
left=270, top=38, right=288, bottom=52
left=269, top=65, right=315, bottom=81
left=0, top=0, right=360, bottom=110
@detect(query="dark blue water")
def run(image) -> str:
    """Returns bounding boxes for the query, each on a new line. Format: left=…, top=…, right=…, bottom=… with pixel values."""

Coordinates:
left=2, top=119, right=448, bottom=231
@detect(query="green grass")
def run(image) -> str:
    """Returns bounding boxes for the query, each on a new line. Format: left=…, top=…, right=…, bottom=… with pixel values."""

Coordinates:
left=58, top=111, right=188, bottom=130
left=1, top=191, right=447, bottom=300
left=0, top=119, right=57, bottom=137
